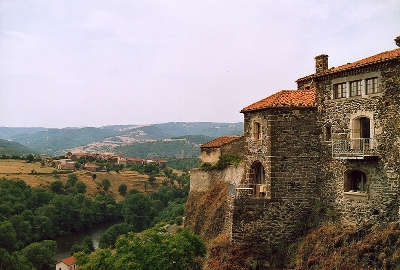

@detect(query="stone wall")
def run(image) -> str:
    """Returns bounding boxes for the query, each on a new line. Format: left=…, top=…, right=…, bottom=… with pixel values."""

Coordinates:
left=220, top=136, right=245, bottom=158
left=231, top=108, right=320, bottom=244
left=190, top=164, right=245, bottom=193
left=231, top=198, right=313, bottom=246
left=200, top=148, right=221, bottom=164
left=243, top=108, right=320, bottom=200
left=316, top=60, right=400, bottom=226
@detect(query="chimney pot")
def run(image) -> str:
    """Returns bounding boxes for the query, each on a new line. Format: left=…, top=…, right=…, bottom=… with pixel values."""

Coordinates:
left=315, top=54, right=329, bottom=74
left=395, top=36, right=400, bottom=47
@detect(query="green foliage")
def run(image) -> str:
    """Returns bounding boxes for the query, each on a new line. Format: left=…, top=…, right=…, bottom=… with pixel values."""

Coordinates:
left=118, top=184, right=127, bottom=196
left=50, top=180, right=64, bottom=194
left=0, top=139, right=34, bottom=156
left=102, top=179, right=111, bottom=191
left=0, top=178, right=122, bottom=259
left=67, top=173, right=78, bottom=186
left=153, top=198, right=185, bottom=225
left=148, top=175, right=156, bottom=184
left=166, top=158, right=201, bottom=171
left=122, top=193, right=155, bottom=232
left=99, top=223, right=132, bottom=249
left=76, top=181, right=87, bottom=194
left=77, top=226, right=206, bottom=270
left=25, top=154, right=34, bottom=163
left=0, top=221, right=17, bottom=251
left=200, top=155, right=242, bottom=171
left=20, top=240, right=56, bottom=270
left=116, top=140, right=201, bottom=159
left=70, top=236, right=94, bottom=255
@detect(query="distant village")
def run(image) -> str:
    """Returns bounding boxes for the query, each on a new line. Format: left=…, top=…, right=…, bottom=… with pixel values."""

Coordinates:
left=51, top=152, right=167, bottom=172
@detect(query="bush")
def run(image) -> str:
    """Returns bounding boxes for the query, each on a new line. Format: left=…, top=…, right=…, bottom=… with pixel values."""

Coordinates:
left=200, top=155, right=242, bottom=171
left=118, top=184, right=127, bottom=196
left=102, top=179, right=111, bottom=191
left=50, top=181, right=63, bottom=194
left=76, top=181, right=86, bottom=194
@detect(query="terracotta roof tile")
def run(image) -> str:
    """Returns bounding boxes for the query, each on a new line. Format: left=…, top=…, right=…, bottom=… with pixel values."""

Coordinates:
left=201, top=136, right=242, bottom=148
left=240, top=89, right=316, bottom=112
left=297, top=48, right=400, bottom=82
left=60, top=256, right=76, bottom=266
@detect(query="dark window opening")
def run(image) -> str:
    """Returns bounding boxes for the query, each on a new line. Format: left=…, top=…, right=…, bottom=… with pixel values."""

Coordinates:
left=248, top=161, right=266, bottom=198
left=345, top=170, right=367, bottom=192
left=325, top=124, right=331, bottom=141
left=253, top=122, right=261, bottom=140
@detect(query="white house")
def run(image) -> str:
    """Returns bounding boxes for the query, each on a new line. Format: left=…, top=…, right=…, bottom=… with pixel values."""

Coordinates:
left=56, top=256, right=77, bottom=270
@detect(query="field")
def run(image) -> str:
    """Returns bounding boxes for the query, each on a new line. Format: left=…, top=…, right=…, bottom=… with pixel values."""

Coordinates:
left=0, top=159, right=166, bottom=201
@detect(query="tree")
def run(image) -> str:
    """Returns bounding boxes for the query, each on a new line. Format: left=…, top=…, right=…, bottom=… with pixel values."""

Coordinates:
left=118, top=184, right=127, bottom=196
left=25, top=154, right=34, bottom=163
left=76, top=181, right=86, bottom=194
left=0, top=221, right=17, bottom=251
left=99, top=223, right=132, bottom=249
left=20, top=240, right=56, bottom=270
left=21, top=240, right=57, bottom=270
left=122, top=193, right=154, bottom=232
left=77, top=226, right=206, bottom=270
left=67, top=174, right=78, bottom=186
left=102, top=179, right=111, bottom=192
left=50, top=181, right=63, bottom=194
left=148, top=175, right=156, bottom=184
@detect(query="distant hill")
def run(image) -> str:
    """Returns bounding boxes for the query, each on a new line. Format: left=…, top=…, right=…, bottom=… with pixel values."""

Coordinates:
left=0, top=122, right=243, bottom=155
left=0, top=139, right=35, bottom=155
left=11, top=127, right=125, bottom=155
left=0, top=127, right=47, bottom=139
left=116, top=140, right=201, bottom=159
left=171, top=135, right=215, bottom=145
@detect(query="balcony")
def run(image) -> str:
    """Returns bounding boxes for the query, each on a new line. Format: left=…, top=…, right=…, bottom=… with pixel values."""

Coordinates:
left=332, top=138, right=378, bottom=159
left=235, top=184, right=267, bottom=198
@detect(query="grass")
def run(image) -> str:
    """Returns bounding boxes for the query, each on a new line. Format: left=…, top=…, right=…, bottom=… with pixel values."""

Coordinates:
left=0, top=159, right=165, bottom=201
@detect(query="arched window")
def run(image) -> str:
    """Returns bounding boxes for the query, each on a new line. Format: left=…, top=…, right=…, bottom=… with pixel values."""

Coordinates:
left=249, top=161, right=266, bottom=198
left=351, top=117, right=371, bottom=150
left=253, top=122, right=261, bottom=140
left=344, top=170, right=367, bottom=193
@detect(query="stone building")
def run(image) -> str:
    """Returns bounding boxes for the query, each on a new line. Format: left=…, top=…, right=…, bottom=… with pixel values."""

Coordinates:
left=189, top=35, right=400, bottom=246
left=200, top=135, right=244, bottom=164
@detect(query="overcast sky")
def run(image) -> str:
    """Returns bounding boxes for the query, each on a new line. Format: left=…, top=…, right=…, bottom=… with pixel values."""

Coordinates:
left=0, top=0, right=399, bottom=128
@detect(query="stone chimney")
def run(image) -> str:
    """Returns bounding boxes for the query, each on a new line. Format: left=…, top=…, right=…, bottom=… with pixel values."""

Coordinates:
left=395, top=36, right=400, bottom=47
left=315, top=54, right=329, bottom=74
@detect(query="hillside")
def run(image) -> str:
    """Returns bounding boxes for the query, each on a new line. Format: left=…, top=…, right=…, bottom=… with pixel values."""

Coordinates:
left=0, top=159, right=164, bottom=201
left=1, top=122, right=242, bottom=155
left=0, top=139, right=35, bottom=155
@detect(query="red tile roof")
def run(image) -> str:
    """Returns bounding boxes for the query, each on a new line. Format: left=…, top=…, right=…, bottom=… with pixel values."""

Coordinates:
left=201, top=136, right=242, bottom=148
left=297, top=48, right=400, bottom=82
left=59, top=256, right=76, bottom=266
left=84, top=163, right=99, bottom=168
left=127, top=158, right=142, bottom=161
left=240, top=89, right=316, bottom=112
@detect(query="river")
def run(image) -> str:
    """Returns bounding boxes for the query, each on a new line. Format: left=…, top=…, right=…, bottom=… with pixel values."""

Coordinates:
left=53, top=222, right=118, bottom=262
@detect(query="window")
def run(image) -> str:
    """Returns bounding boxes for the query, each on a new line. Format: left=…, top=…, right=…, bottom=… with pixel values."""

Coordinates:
left=345, top=170, right=367, bottom=193
left=333, top=82, right=346, bottom=99
left=350, top=80, right=362, bottom=97
left=325, top=124, right=331, bottom=141
left=253, top=122, right=261, bottom=140
left=366, top=77, right=380, bottom=94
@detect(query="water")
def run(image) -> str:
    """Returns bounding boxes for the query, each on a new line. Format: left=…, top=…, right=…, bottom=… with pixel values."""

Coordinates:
left=53, top=222, right=118, bottom=262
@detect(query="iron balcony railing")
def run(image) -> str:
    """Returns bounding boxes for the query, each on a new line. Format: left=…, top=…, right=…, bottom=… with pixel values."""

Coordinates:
left=235, top=184, right=267, bottom=198
left=332, top=138, right=378, bottom=159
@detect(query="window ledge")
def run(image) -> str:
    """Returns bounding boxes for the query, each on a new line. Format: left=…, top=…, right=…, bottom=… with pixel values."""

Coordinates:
left=344, top=191, right=368, bottom=201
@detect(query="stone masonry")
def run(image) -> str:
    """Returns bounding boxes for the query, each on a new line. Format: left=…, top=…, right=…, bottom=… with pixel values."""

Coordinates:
left=188, top=36, right=400, bottom=248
